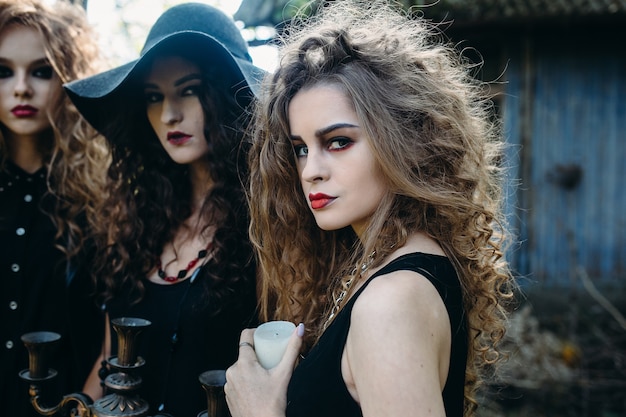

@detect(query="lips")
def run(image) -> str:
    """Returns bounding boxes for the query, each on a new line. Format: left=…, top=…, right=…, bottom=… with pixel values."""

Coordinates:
left=167, top=131, right=192, bottom=145
left=309, top=193, right=336, bottom=210
left=11, top=105, right=38, bottom=118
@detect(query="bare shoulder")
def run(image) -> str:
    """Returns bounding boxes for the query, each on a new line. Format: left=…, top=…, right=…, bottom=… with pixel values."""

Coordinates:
left=350, top=230, right=450, bottom=325
left=343, top=264, right=452, bottom=411
left=352, top=267, right=449, bottom=328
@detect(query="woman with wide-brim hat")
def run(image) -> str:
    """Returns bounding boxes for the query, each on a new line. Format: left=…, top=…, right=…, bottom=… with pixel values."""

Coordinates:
left=64, top=3, right=264, bottom=416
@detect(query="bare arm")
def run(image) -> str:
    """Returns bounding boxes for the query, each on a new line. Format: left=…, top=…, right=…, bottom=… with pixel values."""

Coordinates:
left=82, top=313, right=111, bottom=400
left=343, top=270, right=452, bottom=417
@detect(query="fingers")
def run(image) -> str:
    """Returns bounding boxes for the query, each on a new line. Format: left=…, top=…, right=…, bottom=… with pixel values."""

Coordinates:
left=237, top=328, right=257, bottom=359
left=239, top=328, right=255, bottom=344
left=276, top=323, right=304, bottom=372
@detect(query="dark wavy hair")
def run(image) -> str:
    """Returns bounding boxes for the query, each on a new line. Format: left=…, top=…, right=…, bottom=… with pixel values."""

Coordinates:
left=92, top=46, right=255, bottom=311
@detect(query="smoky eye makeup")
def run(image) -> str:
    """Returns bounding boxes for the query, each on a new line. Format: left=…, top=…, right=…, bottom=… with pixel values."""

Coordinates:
left=0, top=65, right=12, bottom=78
left=32, top=65, right=53, bottom=79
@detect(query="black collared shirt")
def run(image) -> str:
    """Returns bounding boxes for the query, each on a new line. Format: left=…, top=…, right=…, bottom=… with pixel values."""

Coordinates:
left=0, top=161, right=69, bottom=416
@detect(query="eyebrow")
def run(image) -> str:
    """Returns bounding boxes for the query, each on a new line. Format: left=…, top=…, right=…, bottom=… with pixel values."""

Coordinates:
left=174, top=73, right=202, bottom=86
left=290, top=122, right=359, bottom=140
left=0, top=57, right=50, bottom=66
left=143, top=73, right=202, bottom=89
left=32, top=58, right=50, bottom=66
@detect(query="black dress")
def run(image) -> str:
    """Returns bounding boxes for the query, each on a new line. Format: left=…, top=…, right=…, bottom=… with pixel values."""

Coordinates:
left=105, top=265, right=257, bottom=417
left=286, top=253, right=468, bottom=417
left=0, top=162, right=72, bottom=417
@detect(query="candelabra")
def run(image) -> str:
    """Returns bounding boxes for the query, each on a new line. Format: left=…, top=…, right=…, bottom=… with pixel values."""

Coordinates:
left=197, top=370, right=229, bottom=417
left=19, top=317, right=229, bottom=417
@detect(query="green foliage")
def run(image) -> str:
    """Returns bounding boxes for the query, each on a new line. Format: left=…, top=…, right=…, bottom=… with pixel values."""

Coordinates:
left=234, top=0, right=322, bottom=28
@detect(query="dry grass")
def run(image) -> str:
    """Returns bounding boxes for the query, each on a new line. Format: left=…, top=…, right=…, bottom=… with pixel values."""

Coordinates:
left=476, top=288, right=626, bottom=417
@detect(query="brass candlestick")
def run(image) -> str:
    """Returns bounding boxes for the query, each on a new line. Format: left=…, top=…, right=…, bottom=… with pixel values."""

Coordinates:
left=21, top=317, right=228, bottom=417
left=19, top=330, right=95, bottom=415
left=19, top=317, right=151, bottom=417
left=20, top=331, right=60, bottom=381
left=198, top=370, right=230, bottom=417
left=92, top=317, right=151, bottom=417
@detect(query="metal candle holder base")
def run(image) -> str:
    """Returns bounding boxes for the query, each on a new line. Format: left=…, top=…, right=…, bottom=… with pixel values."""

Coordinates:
left=19, top=317, right=228, bottom=417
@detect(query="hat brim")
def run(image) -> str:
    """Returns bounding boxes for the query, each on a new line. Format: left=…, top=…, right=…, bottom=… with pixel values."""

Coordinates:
left=64, top=31, right=265, bottom=134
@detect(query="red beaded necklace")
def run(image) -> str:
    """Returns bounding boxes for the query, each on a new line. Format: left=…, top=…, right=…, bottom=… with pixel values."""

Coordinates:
left=156, top=242, right=213, bottom=283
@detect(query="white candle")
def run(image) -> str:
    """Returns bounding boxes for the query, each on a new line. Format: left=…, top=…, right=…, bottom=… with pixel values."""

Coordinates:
left=253, top=321, right=295, bottom=369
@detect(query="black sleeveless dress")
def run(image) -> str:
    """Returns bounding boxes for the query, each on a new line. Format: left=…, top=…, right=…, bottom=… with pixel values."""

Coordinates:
left=286, top=253, right=467, bottom=417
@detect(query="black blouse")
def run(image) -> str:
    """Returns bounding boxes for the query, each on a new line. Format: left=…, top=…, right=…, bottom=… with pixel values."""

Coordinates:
left=0, top=162, right=71, bottom=417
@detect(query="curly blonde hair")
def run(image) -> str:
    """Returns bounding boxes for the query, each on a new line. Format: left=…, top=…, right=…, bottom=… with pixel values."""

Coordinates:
left=248, top=0, right=516, bottom=413
left=0, top=0, right=109, bottom=257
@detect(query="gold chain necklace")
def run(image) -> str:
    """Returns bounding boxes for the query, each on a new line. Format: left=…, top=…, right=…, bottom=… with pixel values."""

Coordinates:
left=322, top=250, right=376, bottom=331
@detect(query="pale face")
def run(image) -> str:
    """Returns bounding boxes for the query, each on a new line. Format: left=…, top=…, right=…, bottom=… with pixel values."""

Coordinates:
left=289, top=84, right=387, bottom=237
left=0, top=25, right=60, bottom=140
left=144, top=55, right=209, bottom=166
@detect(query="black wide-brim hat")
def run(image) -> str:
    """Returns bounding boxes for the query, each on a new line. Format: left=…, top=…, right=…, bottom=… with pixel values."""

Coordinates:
left=64, top=2, right=266, bottom=134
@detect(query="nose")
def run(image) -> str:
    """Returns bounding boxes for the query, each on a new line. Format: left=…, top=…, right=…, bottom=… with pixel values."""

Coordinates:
left=160, top=98, right=182, bottom=125
left=13, top=72, right=33, bottom=98
left=300, top=149, right=327, bottom=183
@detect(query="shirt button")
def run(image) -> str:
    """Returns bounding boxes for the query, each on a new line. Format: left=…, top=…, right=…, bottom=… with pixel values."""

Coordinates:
left=16, top=228, right=25, bottom=236
left=9, top=301, right=18, bottom=310
left=11, top=264, right=20, bottom=273
left=5, top=340, right=13, bottom=349
left=24, top=194, right=33, bottom=202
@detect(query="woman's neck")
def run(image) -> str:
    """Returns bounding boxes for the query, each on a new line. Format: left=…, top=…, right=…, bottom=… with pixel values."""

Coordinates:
left=188, top=160, right=214, bottom=211
left=5, top=133, right=45, bottom=173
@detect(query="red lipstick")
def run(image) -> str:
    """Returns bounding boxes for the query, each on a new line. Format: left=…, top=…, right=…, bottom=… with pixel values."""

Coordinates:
left=11, top=105, right=38, bottom=118
left=167, top=131, right=191, bottom=145
left=309, top=193, right=336, bottom=210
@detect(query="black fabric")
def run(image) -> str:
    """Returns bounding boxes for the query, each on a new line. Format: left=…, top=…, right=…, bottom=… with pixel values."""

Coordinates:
left=286, top=252, right=468, bottom=417
left=105, top=269, right=257, bottom=417
left=0, top=162, right=72, bottom=417
left=66, top=243, right=106, bottom=393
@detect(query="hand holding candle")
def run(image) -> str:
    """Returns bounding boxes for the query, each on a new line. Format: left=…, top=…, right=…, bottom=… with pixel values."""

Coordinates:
left=253, top=321, right=296, bottom=369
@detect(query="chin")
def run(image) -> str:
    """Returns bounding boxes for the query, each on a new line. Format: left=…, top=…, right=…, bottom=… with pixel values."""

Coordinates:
left=314, top=219, right=348, bottom=232
left=167, top=155, right=197, bottom=165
